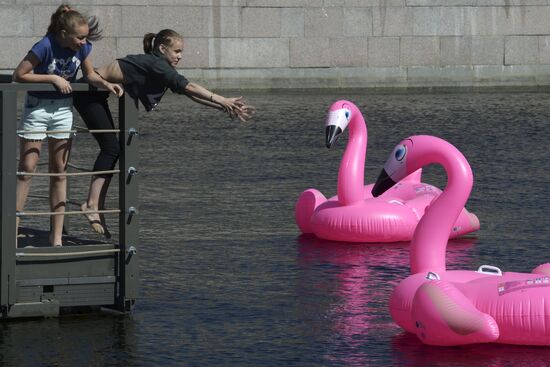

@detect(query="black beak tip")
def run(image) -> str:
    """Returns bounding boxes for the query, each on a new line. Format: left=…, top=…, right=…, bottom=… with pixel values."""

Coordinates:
left=372, top=169, right=396, bottom=197
left=325, top=125, right=342, bottom=149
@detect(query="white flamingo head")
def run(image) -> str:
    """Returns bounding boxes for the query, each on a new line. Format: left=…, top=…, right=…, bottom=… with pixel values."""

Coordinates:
left=325, top=101, right=354, bottom=149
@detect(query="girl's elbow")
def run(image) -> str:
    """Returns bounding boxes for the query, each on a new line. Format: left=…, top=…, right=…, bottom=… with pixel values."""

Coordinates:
left=12, top=71, right=22, bottom=82
left=185, top=82, right=197, bottom=92
left=12, top=68, right=31, bottom=83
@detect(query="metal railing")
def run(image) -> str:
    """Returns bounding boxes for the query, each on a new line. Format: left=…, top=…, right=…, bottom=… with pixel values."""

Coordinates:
left=0, top=76, right=139, bottom=316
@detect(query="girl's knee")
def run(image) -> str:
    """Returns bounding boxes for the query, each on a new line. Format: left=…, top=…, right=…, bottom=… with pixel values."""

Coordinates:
left=99, top=145, right=120, bottom=166
left=106, top=145, right=120, bottom=159
left=49, top=165, right=68, bottom=175
left=17, top=174, right=33, bottom=184
left=49, top=158, right=68, bottom=174
left=98, top=136, right=119, bottom=154
left=50, top=174, right=67, bottom=186
left=18, top=161, right=37, bottom=174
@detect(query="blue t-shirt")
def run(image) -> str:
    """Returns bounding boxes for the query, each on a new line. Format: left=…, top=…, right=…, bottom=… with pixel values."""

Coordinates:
left=28, top=33, right=92, bottom=99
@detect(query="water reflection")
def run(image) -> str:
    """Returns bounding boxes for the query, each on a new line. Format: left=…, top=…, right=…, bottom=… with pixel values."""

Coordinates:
left=297, top=235, right=477, bottom=366
left=0, top=315, right=139, bottom=366
left=392, top=332, right=550, bottom=367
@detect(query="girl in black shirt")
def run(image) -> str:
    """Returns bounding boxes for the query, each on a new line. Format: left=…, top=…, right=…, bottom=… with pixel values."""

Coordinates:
left=74, top=29, right=254, bottom=235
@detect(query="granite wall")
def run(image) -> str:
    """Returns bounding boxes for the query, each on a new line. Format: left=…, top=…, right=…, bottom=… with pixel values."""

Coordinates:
left=1, top=0, right=550, bottom=89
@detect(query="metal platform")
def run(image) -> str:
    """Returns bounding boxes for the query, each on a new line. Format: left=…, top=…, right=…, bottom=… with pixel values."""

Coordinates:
left=0, top=78, right=139, bottom=318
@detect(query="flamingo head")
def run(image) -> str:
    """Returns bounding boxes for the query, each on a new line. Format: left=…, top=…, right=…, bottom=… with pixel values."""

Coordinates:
left=372, top=138, right=415, bottom=197
left=325, top=100, right=355, bottom=149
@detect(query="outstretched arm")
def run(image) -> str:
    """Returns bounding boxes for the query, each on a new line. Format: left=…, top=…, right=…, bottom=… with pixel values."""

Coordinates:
left=183, top=82, right=255, bottom=122
left=185, top=93, right=224, bottom=110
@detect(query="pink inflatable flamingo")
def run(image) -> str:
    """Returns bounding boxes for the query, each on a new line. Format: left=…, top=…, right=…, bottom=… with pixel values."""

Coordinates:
left=295, top=100, right=479, bottom=243
left=372, top=135, right=550, bottom=346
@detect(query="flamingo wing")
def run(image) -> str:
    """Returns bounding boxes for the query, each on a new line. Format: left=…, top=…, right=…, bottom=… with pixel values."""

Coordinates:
left=412, top=280, right=499, bottom=346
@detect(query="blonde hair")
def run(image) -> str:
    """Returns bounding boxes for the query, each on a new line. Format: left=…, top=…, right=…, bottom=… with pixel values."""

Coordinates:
left=47, top=3, right=103, bottom=41
left=143, top=29, right=182, bottom=54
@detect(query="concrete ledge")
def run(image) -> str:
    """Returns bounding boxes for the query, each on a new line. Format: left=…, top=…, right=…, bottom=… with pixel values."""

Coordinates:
left=180, top=65, right=550, bottom=90
left=2, top=65, right=549, bottom=91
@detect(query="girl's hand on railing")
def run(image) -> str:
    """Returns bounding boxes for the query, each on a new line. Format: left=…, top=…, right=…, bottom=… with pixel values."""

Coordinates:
left=53, top=75, right=72, bottom=94
left=106, top=82, right=124, bottom=97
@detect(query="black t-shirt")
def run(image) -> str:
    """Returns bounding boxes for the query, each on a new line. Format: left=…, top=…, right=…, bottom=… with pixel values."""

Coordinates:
left=118, top=51, right=189, bottom=111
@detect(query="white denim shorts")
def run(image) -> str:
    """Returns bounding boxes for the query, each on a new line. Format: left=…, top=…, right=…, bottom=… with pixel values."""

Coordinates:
left=18, top=95, right=73, bottom=140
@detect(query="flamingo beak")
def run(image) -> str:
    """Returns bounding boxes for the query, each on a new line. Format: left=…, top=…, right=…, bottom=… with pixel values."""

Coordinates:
left=325, top=125, right=343, bottom=149
left=372, top=169, right=396, bottom=197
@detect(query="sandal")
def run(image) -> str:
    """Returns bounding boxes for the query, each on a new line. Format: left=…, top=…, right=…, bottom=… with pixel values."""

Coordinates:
left=81, top=203, right=106, bottom=235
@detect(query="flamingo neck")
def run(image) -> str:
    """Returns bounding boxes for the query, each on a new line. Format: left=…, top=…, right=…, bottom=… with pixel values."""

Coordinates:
left=337, top=113, right=367, bottom=205
left=410, top=141, right=473, bottom=274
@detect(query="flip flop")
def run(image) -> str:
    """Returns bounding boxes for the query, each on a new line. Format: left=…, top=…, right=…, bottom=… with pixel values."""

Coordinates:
left=81, top=203, right=106, bottom=235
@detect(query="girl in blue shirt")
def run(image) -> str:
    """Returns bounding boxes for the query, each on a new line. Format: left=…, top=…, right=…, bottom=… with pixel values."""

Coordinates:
left=13, top=4, right=122, bottom=247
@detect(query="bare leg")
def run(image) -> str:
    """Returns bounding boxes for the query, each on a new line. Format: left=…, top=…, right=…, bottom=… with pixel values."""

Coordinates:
left=16, top=139, right=43, bottom=236
left=48, top=138, right=71, bottom=247
left=97, top=175, right=112, bottom=238
left=81, top=175, right=111, bottom=236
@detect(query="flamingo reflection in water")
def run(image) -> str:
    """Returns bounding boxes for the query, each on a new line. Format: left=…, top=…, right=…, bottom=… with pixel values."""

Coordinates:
left=391, top=332, right=550, bottom=367
left=296, top=235, right=477, bottom=366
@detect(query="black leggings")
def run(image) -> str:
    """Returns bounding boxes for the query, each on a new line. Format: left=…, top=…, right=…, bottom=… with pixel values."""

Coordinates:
left=73, top=90, right=120, bottom=177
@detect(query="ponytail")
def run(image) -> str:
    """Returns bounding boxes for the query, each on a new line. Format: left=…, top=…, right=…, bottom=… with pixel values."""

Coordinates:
left=142, top=29, right=182, bottom=54
left=143, top=33, right=156, bottom=54
left=87, top=15, right=103, bottom=41
left=47, top=4, right=73, bottom=34
left=47, top=3, right=103, bottom=41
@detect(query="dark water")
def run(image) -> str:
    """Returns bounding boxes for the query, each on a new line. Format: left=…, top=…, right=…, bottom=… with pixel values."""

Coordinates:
left=6, top=90, right=550, bottom=366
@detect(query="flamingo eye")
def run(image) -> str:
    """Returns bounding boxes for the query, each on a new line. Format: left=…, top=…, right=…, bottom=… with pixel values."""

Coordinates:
left=344, top=110, right=350, bottom=119
left=395, top=145, right=406, bottom=161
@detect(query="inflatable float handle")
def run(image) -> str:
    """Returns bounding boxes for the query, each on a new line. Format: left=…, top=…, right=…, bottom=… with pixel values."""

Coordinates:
left=477, top=265, right=502, bottom=276
left=425, top=271, right=441, bottom=280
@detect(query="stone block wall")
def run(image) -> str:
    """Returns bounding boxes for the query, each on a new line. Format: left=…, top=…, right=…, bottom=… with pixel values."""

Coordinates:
left=1, top=0, right=550, bottom=89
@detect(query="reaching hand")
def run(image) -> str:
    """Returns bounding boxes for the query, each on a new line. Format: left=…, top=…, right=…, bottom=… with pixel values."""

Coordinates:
left=222, top=96, right=256, bottom=122
left=219, top=96, right=242, bottom=118
left=235, top=104, right=256, bottom=122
